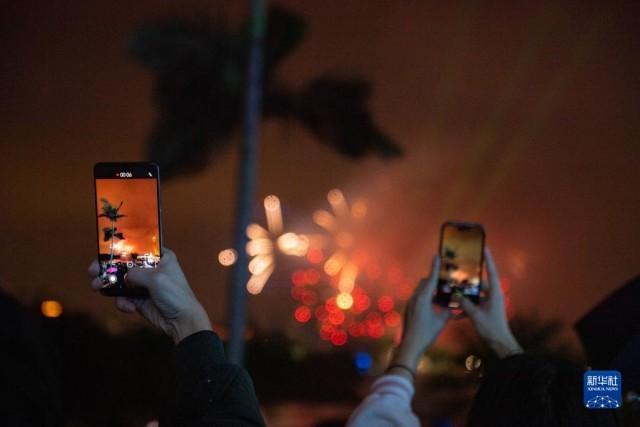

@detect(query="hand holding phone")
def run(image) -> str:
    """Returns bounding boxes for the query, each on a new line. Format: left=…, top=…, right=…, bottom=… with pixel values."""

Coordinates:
left=452, top=249, right=522, bottom=358
left=391, top=255, right=451, bottom=378
left=88, top=248, right=212, bottom=344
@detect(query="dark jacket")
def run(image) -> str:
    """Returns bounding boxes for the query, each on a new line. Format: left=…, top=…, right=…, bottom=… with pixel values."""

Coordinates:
left=164, top=331, right=265, bottom=426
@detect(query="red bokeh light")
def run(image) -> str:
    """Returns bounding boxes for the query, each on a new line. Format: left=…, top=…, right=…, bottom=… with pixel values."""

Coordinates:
left=305, top=269, right=321, bottom=285
left=353, top=293, right=371, bottom=312
left=287, top=225, right=413, bottom=343
left=384, top=310, right=402, bottom=327
left=325, top=297, right=340, bottom=313
left=352, top=286, right=365, bottom=297
left=292, top=270, right=306, bottom=286
left=328, top=310, right=345, bottom=325
left=294, top=306, right=312, bottom=323
left=349, top=322, right=366, bottom=337
left=378, top=295, right=394, bottom=312
left=330, top=329, right=348, bottom=346
left=367, top=324, right=385, bottom=338
left=302, top=290, right=318, bottom=306
left=500, top=277, right=511, bottom=293
left=320, top=323, right=335, bottom=340
left=348, top=323, right=360, bottom=337
left=307, top=248, right=324, bottom=264
left=365, top=312, right=383, bottom=328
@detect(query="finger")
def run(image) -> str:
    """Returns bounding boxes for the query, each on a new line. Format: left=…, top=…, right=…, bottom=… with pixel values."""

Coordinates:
left=484, top=248, right=504, bottom=303
left=130, top=298, right=154, bottom=321
left=415, top=255, right=441, bottom=296
left=454, top=294, right=480, bottom=319
left=424, top=255, right=441, bottom=296
left=160, top=247, right=176, bottom=263
left=437, top=306, right=453, bottom=322
left=125, top=267, right=154, bottom=289
left=414, top=278, right=429, bottom=298
left=484, top=248, right=500, bottom=284
left=88, top=260, right=100, bottom=278
left=90, top=276, right=104, bottom=291
left=115, top=297, right=137, bottom=314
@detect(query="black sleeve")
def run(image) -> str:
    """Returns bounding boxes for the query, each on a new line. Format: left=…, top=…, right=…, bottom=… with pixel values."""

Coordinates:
left=163, top=330, right=265, bottom=427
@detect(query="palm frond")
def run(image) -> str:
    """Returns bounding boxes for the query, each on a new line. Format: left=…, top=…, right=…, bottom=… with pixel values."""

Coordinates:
left=283, top=76, right=402, bottom=158
left=131, top=7, right=400, bottom=180
left=102, top=227, right=112, bottom=241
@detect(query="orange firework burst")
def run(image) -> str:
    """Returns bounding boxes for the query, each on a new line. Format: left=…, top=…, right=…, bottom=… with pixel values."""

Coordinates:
left=220, top=195, right=309, bottom=295
left=291, top=189, right=413, bottom=346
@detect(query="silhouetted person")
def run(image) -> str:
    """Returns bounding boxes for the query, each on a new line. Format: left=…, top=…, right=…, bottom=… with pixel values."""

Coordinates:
left=348, top=249, right=619, bottom=427
left=575, top=274, right=640, bottom=392
left=468, top=353, right=617, bottom=427
left=0, top=289, right=63, bottom=426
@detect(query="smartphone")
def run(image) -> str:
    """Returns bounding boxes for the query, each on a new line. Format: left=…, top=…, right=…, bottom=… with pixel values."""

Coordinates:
left=433, top=222, right=485, bottom=308
left=94, top=162, right=162, bottom=297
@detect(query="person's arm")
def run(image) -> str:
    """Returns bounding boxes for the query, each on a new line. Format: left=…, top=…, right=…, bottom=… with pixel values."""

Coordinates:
left=346, top=374, right=419, bottom=427
left=169, top=330, right=264, bottom=426
left=348, top=256, right=450, bottom=427
left=453, top=248, right=523, bottom=358
left=88, top=248, right=265, bottom=426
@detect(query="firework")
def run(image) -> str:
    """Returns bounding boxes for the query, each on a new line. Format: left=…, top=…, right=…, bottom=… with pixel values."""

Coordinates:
left=219, top=189, right=416, bottom=346
left=219, top=195, right=309, bottom=295
left=292, top=189, right=412, bottom=346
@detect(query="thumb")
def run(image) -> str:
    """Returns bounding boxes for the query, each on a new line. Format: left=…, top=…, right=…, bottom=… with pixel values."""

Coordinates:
left=454, top=294, right=480, bottom=320
left=424, top=255, right=441, bottom=296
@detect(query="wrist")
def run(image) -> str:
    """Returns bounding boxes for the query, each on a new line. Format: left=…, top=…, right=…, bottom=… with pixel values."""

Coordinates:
left=393, top=340, right=423, bottom=372
left=488, top=330, right=523, bottom=358
left=386, top=364, right=417, bottom=382
left=172, top=305, right=212, bottom=344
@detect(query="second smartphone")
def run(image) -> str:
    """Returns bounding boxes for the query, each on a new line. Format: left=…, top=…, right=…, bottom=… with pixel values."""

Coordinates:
left=94, top=162, right=163, bottom=297
left=433, top=221, right=485, bottom=308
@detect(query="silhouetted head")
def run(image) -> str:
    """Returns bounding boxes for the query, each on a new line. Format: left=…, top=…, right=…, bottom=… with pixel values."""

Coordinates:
left=468, top=354, right=618, bottom=427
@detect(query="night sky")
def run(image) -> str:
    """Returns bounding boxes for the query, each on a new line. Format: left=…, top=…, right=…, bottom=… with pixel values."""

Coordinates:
left=1, top=0, right=639, bottom=342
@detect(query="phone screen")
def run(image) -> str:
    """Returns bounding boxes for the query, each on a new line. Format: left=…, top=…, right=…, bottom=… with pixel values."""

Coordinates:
left=94, top=163, right=162, bottom=297
left=434, top=222, right=485, bottom=308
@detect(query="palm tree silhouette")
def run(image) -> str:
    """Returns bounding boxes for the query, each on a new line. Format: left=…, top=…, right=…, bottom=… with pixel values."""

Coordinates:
left=129, top=4, right=402, bottom=363
left=129, top=6, right=401, bottom=178
left=98, top=198, right=126, bottom=265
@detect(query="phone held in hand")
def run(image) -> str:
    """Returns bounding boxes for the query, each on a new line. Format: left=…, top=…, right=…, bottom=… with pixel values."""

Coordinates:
left=93, top=162, right=163, bottom=297
left=433, top=221, right=485, bottom=309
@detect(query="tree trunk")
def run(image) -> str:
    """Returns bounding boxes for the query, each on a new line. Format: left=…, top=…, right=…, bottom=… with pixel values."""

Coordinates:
left=227, top=0, right=267, bottom=366
left=109, top=221, right=115, bottom=264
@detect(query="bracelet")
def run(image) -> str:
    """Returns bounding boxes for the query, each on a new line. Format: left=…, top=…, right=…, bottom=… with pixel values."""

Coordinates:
left=385, top=363, right=417, bottom=380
